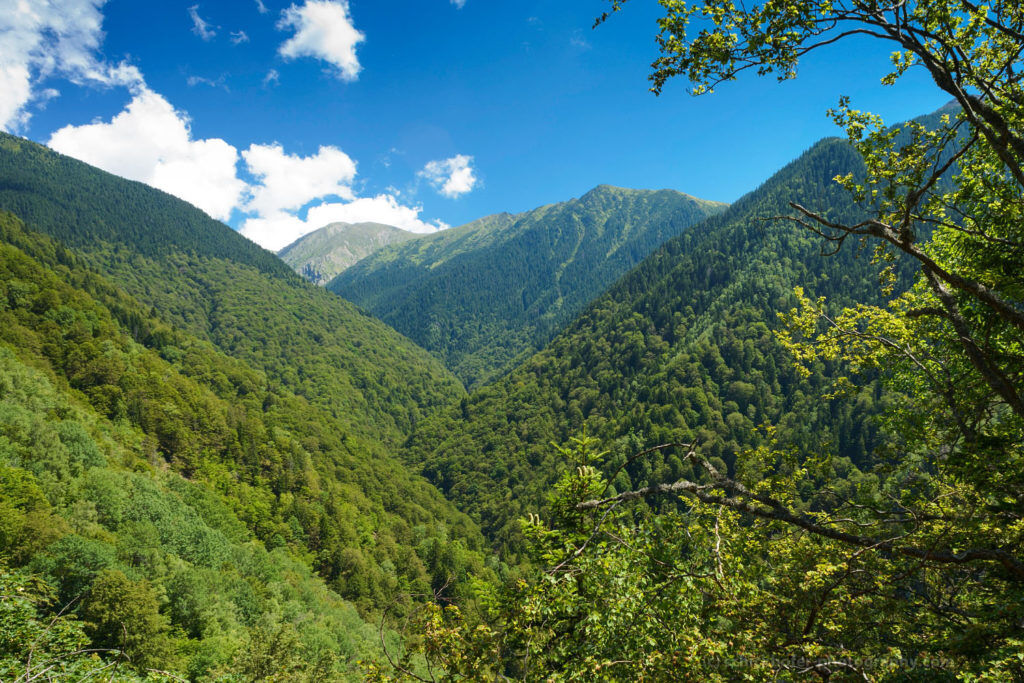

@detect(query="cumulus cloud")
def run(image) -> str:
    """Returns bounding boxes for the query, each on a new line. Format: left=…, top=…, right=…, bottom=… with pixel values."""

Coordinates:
left=48, top=88, right=246, bottom=220
left=0, top=64, right=33, bottom=132
left=420, top=154, right=478, bottom=198
left=241, top=196, right=447, bottom=252
left=243, top=143, right=357, bottom=215
left=238, top=144, right=447, bottom=250
left=44, top=87, right=443, bottom=248
left=0, top=0, right=142, bottom=131
left=188, top=5, right=216, bottom=40
left=278, top=1, right=364, bottom=81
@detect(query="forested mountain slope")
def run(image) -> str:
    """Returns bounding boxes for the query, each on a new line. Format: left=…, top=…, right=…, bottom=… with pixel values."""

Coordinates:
left=279, top=221, right=417, bottom=286
left=403, top=138, right=913, bottom=555
left=0, top=214, right=493, bottom=677
left=0, top=132, right=462, bottom=445
left=330, top=186, right=727, bottom=387
left=0, top=135, right=494, bottom=676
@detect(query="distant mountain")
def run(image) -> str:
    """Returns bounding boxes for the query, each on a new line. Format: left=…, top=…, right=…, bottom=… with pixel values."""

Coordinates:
left=401, top=138, right=918, bottom=555
left=329, top=185, right=727, bottom=387
left=279, top=221, right=418, bottom=285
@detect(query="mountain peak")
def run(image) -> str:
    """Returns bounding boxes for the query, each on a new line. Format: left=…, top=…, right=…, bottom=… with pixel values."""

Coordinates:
left=330, top=185, right=727, bottom=387
left=278, top=221, right=417, bottom=285
left=580, top=184, right=727, bottom=209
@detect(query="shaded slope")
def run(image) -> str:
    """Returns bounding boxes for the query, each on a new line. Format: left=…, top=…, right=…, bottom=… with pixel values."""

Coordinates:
left=279, top=221, right=417, bottom=285
left=330, top=186, right=727, bottom=387
left=403, top=139, right=912, bottom=554
left=0, top=134, right=287, bottom=274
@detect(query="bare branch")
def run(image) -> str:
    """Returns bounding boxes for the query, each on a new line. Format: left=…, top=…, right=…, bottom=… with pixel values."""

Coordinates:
left=600, top=442, right=695, bottom=497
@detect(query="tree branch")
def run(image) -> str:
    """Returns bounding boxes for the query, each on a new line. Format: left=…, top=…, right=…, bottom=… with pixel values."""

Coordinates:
left=577, top=458, right=1024, bottom=580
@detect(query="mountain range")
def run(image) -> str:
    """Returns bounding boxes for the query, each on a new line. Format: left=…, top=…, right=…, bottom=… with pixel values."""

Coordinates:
left=400, top=137, right=919, bottom=554
left=329, top=186, right=727, bottom=387
left=0, top=123, right=920, bottom=678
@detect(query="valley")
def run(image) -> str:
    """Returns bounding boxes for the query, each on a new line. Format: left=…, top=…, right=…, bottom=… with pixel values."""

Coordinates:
left=1, top=1, right=1021, bottom=679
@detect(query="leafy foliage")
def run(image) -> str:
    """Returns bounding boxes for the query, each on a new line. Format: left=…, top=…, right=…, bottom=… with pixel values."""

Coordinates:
left=384, top=1, right=1024, bottom=679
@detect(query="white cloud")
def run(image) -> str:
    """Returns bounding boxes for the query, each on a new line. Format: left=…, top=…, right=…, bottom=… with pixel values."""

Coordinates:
left=420, top=154, right=478, bottom=198
left=43, top=87, right=446, bottom=248
left=451, top=0, right=467, bottom=7
left=0, top=64, right=33, bottom=132
left=241, top=196, right=446, bottom=252
left=238, top=143, right=447, bottom=251
left=255, top=0, right=269, bottom=13
left=307, top=196, right=446, bottom=233
left=230, top=30, right=250, bottom=45
left=186, top=74, right=227, bottom=89
left=278, top=1, right=364, bottom=81
left=188, top=5, right=216, bottom=41
left=0, top=0, right=142, bottom=131
left=263, top=68, right=280, bottom=86
left=47, top=88, right=246, bottom=221
left=243, top=143, right=357, bottom=215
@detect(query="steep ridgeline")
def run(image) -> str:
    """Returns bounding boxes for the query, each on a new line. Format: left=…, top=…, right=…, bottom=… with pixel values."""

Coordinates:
left=403, top=138, right=916, bottom=557
left=0, top=133, right=461, bottom=445
left=0, top=136, right=493, bottom=676
left=279, top=221, right=417, bottom=286
left=329, top=186, right=727, bottom=387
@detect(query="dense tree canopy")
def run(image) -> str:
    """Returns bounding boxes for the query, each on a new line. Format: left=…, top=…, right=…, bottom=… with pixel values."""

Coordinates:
left=0, top=190, right=490, bottom=676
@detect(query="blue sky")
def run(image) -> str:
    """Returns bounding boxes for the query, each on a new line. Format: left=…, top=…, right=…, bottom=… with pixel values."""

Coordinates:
left=4, top=0, right=950, bottom=251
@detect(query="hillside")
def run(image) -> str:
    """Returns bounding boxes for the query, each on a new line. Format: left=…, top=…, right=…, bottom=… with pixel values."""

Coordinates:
left=0, top=135, right=493, bottom=676
left=401, top=138, right=915, bottom=555
left=279, top=221, right=417, bottom=285
left=0, top=132, right=462, bottom=445
left=0, top=214, right=494, bottom=677
left=329, top=186, right=727, bottom=387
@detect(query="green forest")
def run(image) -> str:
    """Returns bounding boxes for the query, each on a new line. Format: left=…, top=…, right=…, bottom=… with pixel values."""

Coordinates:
left=2, top=0, right=1023, bottom=680
left=401, top=137, right=903, bottom=557
left=0, top=141, right=492, bottom=679
left=329, top=186, right=726, bottom=387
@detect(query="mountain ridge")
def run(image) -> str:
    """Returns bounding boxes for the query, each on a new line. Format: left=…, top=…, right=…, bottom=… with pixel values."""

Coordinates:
left=400, top=136, right=916, bottom=554
left=330, top=185, right=728, bottom=387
